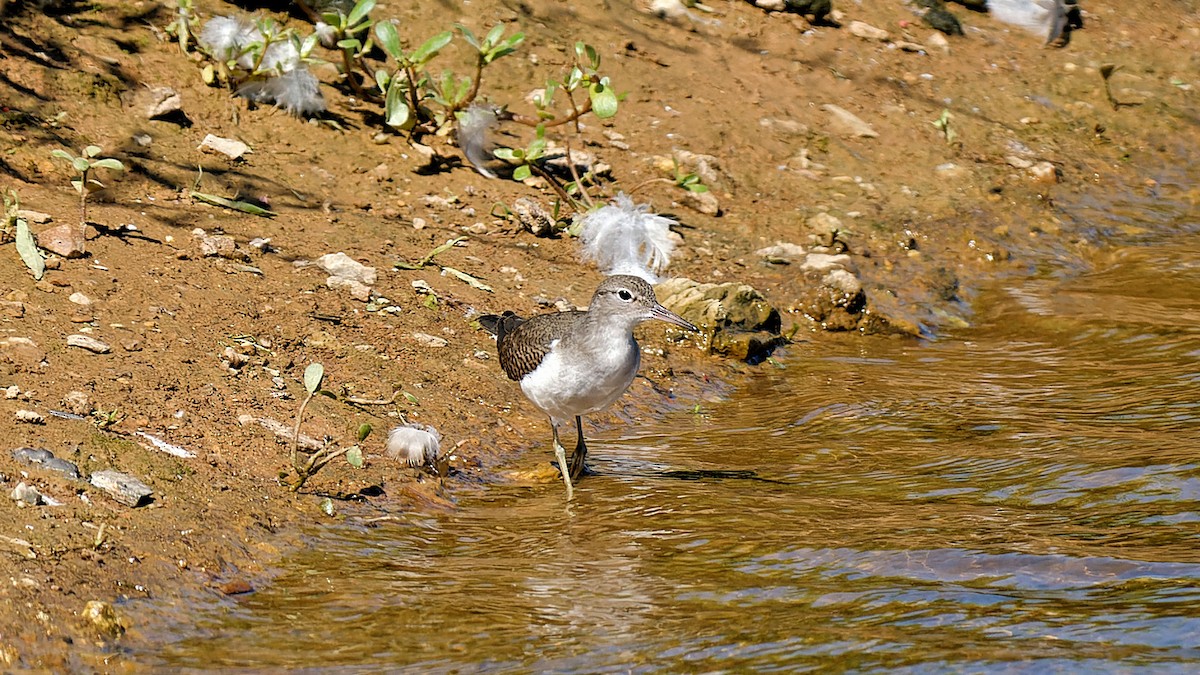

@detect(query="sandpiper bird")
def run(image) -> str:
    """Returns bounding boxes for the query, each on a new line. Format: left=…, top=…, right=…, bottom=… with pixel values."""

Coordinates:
left=479, top=275, right=698, bottom=498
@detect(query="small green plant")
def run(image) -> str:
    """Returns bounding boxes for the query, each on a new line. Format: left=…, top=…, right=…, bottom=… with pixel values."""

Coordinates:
left=164, top=0, right=199, bottom=54
left=2, top=190, right=45, bottom=280
left=289, top=363, right=372, bottom=491
left=50, top=145, right=125, bottom=227
left=932, top=109, right=957, bottom=145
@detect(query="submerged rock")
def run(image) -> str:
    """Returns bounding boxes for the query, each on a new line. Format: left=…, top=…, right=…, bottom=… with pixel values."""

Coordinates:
left=656, top=277, right=785, bottom=363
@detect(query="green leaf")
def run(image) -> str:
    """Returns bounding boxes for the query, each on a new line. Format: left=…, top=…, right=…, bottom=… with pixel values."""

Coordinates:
left=456, top=23, right=479, bottom=50
left=70, top=179, right=84, bottom=194
left=347, top=0, right=375, bottom=26
left=687, top=183, right=709, bottom=193
left=71, top=157, right=91, bottom=173
left=356, top=422, right=373, bottom=442
left=512, top=164, right=532, bottom=181
left=14, top=218, right=44, bottom=281
left=50, top=149, right=75, bottom=163
left=190, top=191, right=277, bottom=217
left=402, top=391, right=419, bottom=404
left=441, top=266, right=494, bottom=292
left=84, top=145, right=102, bottom=157
left=303, top=363, right=325, bottom=394
left=484, top=23, right=505, bottom=48
left=374, top=20, right=403, bottom=60
left=337, top=38, right=362, bottom=51
left=299, top=32, right=320, bottom=58
left=345, top=445, right=364, bottom=468
left=589, top=81, right=618, bottom=119
left=384, top=83, right=411, bottom=129
left=526, top=137, right=547, bottom=160
left=492, top=148, right=517, bottom=162
left=374, top=68, right=390, bottom=92
left=412, top=31, right=452, bottom=65
left=90, top=158, right=125, bottom=172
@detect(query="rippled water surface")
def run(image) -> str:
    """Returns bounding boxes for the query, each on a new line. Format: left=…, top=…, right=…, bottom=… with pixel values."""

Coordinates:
left=147, top=225, right=1199, bottom=672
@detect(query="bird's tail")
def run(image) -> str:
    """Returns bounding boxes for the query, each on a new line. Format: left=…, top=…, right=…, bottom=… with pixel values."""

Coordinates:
left=478, top=311, right=524, bottom=340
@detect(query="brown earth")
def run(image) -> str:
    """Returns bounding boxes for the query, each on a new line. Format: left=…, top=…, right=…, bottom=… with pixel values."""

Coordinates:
left=0, top=0, right=1197, bottom=667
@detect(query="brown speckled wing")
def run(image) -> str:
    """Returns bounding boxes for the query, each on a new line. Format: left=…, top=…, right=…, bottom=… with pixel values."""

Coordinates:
left=496, top=310, right=585, bottom=381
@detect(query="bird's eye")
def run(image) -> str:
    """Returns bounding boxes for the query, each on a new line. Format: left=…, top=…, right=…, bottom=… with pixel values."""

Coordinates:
left=618, top=289, right=633, bottom=301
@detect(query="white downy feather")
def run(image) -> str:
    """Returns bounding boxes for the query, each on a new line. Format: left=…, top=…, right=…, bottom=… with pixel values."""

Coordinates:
left=457, top=103, right=500, bottom=179
left=579, top=193, right=677, bottom=283
left=386, top=424, right=442, bottom=468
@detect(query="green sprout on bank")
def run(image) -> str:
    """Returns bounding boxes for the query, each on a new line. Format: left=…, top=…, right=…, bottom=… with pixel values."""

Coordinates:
left=49, top=145, right=125, bottom=228
left=289, top=363, right=370, bottom=491
left=2, top=190, right=45, bottom=280
left=164, top=0, right=199, bottom=54
left=932, top=109, right=957, bottom=145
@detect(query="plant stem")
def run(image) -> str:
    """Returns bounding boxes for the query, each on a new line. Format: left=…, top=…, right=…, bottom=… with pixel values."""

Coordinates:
left=508, top=96, right=592, bottom=128
left=79, top=168, right=89, bottom=227
left=290, top=390, right=315, bottom=477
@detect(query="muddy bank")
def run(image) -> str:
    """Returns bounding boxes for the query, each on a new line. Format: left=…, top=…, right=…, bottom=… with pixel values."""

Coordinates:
left=0, top=0, right=1197, bottom=667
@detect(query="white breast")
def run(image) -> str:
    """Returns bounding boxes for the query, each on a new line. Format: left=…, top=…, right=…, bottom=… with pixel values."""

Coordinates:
left=520, top=336, right=640, bottom=423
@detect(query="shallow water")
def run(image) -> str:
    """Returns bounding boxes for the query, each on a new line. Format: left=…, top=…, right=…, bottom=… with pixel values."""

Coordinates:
left=144, top=219, right=1199, bottom=672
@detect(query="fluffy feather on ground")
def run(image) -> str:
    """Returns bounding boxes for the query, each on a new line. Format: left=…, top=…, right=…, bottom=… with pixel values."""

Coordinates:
left=198, top=16, right=325, bottom=117
left=386, top=424, right=442, bottom=468
left=457, top=103, right=501, bottom=179
left=578, top=193, right=679, bottom=283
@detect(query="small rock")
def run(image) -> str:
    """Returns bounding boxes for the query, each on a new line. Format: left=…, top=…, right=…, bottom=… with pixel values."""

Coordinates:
left=13, top=447, right=83, bottom=480
left=1029, top=161, right=1060, bottom=184
left=36, top=223, right=87, bottom=259
left=755, top=242, right=807, bottom=261
left=192, top=228, right=241, bottom=259
left=316, top=252, right=377, bottom=286
left=69, top=292, right=93, bottom=306
left=894, top=41, right=927, bottom=52
left=16, top=209, right=52, bottom=224
left=0, top=300, right=24, bottom=318
left=10, top=481, right=43, bottom=507
left=62, top=391, right=92, bottom=415
left=89, top=470, right=153, bottom=507
left=753, top=0, right=786, bottom=11
left=822, top=104, right=879, bottom=138
left=927, top=32, right=951, bottom=52
left=412, top=332, right=448, bottom=348
left=0, top=336, right=46, bottom=369
left=219, top=579, right=254, bottom=595
left=15, top=409, right=44, bottom=424
left=326, top=276, right=372, bottom=301
left=197, top=134, right=249, bottom=160
left=1005, top=155, right=1034, bottom=170
left=656, top=277, right=784, bottom=363
left=848, top=20, right=890, bottom=41
left=82, top=600, right=126, bottom=638
left=682, top=188, right=721, bottom=216
left=143, top=86, right=183, bottom=119
left=67, top=334, right=111, bottom=354
left=511, top=197, right=556, bottom=237
left=412, top=217, right=427, bottom=230
left=4, top=385, right=19, bottom=398
left=935, top=162, right=970, bottom=179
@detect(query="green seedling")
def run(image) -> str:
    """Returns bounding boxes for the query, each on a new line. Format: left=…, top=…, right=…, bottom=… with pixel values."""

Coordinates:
left=2, top=190, right=45, bottom=280
left=932, top=109, right=957, bottom=145
left=395, top=237, right=492, bottom=292
left=50, top=145, right=125, bottom=228
left=289, top=363, right=373, bottom=491
left=164, top=0, right=199, bottom=54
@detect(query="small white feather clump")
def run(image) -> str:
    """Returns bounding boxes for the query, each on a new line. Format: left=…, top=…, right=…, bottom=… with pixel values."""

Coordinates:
left=198, top=16, right=325, bottom=117
left=986, top=0, right=1068, bottom=44
left=579, top=193, right=678, bottom=283
left=386, top=424, right=442, bottom=468
left=457, top=103, right=500, bottom=179
left=237, top=69, right=325, bottom=117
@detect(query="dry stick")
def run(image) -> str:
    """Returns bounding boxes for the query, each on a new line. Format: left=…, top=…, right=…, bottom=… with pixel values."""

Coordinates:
left=563, top=139, right=595, bottom=210
left=344, top=391, right=402, bottom=406
left=527, top=163, right=579, bottom=213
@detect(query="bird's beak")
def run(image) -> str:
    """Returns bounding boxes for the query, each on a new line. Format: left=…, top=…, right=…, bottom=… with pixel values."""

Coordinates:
left=651, top=303, right=699, bottom=332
